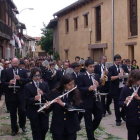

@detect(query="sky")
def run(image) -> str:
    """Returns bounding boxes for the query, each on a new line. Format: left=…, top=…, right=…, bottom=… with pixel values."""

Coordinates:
left=13, top=0, right=77, bottom=37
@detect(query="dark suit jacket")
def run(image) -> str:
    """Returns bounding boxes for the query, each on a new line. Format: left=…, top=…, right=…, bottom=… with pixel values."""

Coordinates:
left=94, top=64, right=109, bottom=92
left=77, top=72, right=101, bottom=109
left=2, top=67, right=29, bottom=102
left=71, top=72, right=78, bottom=86
left=25, top=81, right=49, bottom=119
left=56, top=69, right=65, bottom=84
left=46, top=89, right=80, bottom=134
left=119, top=86, right=140, bottom=125
left=45, top=69, right=57, bottom=90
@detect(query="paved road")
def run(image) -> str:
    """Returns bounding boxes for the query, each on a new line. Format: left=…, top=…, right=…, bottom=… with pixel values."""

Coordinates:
left=0, top=96, right=127, bottom=140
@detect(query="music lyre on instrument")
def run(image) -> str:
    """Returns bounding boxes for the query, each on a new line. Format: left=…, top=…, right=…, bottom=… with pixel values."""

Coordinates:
left=37, top=86, right=77, bottom=112
left=8, top=68, right=20, bottom=93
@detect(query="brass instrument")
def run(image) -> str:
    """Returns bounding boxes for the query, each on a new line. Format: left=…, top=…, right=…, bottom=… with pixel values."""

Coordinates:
left=101, top=67, right=108, bottom=86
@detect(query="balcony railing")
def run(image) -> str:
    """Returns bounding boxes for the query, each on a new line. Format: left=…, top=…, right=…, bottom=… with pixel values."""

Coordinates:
left=0, top=20, right=12, bottom=40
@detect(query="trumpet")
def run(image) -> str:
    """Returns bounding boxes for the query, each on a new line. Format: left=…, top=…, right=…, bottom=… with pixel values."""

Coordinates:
left=37, top=86, right=77, bottom=112
left=126, top=86, right=140, bottom=106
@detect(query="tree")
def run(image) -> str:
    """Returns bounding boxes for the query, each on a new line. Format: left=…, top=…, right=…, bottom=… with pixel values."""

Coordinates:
left=38, top=23, right=53, bottom=54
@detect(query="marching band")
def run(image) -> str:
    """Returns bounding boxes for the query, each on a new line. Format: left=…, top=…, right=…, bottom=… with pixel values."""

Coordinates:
left=0, top=55, right=140, bottom=140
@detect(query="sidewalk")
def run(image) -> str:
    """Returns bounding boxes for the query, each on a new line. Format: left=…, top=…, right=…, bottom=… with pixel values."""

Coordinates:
left=0, top=95, right=5, bottom=115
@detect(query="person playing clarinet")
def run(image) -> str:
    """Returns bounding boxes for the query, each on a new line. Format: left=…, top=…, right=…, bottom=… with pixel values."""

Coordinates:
left=119, top=69, right=140, bottom=140
left=25, top=67, right=49, bottom=140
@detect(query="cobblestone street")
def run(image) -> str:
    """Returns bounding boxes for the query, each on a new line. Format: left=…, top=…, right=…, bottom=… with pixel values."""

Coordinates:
left=0, top=96, right=127, bottom=140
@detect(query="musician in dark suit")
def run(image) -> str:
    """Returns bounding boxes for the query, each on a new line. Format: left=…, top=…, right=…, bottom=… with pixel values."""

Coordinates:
left=108, top=54, right=126, bottom=126
left=44, top=62, right=57, bottom=91
left=2, top=58, right=29, bottom=136
left=94, top=55, right=112, bottom=117
left=25, top=67, right=49, bottom=140
left=1, top=61, right=10, bottom=112
left=125, top=59, right=132, bottom=73
left=56, top=61, right=69, bottom=84
left=71, top=62, right=80, bottom=85
left=119, top=69, right=140, bottom=140
left=78, top=59, right=102, bottom=140
left=45, top=74, right=81, bottom=140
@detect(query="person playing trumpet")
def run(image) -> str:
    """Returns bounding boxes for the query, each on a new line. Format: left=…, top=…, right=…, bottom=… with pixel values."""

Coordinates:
left=119, top=69, right=140, bottom=140
left=25, top=67, right=49, bottom=140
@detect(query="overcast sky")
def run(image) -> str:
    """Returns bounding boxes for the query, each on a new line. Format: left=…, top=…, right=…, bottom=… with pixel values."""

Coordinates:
left=13, top=0, right=77, bottom=37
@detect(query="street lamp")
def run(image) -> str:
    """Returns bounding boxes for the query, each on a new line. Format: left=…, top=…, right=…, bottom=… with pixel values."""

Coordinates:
left=19, top=8, right=34, bottom=14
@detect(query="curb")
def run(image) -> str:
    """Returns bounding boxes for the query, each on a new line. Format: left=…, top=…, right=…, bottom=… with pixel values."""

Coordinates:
left=0, top=95, right=5, bottom=115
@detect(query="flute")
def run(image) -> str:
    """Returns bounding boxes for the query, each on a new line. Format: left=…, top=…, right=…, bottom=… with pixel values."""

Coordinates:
left=37, top=86, right=77, bottom=112
left=36, top=81, right=41, bottom=108
left=126, top=86, right=140, bottom=106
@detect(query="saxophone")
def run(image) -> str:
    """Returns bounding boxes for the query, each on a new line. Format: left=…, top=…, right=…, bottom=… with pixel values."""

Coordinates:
left=101, top=67, right=108, bottom=86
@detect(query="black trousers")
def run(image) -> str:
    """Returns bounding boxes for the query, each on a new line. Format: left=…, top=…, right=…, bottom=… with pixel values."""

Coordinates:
left=113, top=88, right=125, bottom=122
left=29, top=114, right=49, bottom=140
left=52, top=128, right=77, bottom=140
left=84, top=101, right=102, bottom=140
left=101, top=94, right=112, bottom=114
left=126, top=124, right=140, bottom=140
left=9, top=100, right=26, bottom=132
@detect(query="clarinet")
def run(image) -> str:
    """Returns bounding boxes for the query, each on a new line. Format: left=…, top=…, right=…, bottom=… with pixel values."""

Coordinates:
left=92, top=73, right=99, bottom=101
left=36, top=80, right=42, bottom=108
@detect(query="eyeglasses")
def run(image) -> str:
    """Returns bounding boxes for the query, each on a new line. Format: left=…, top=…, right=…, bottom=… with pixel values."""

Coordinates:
left=34, top=75, right=41, bottom=77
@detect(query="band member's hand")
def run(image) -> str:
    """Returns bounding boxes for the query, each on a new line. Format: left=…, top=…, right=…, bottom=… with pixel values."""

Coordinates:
left=45, top=101, right=50, bottom=109
left=54, top=97, right=65, bottom=107
left=39, top=90, right=43, bottom=96
left=9, top=80, right=15, bottom=85
left=94, top=80, right=99, bottom=87
left=100, top=78, right=103, bottom=82
left=134, top=93, right=140, bottom=100
left=118, top=73, right=123, bottom=78
left=105, top=71, right=109, bottom=75
left=124, top=96, right=132, bottom=104
left=35, top=95, right=41, bottom=101
left=89, top=85, right=96, bottom=91
left=15, top=75, right=20, bottom=80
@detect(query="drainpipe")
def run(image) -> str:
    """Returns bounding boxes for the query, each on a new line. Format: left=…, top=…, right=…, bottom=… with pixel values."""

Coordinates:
left=112, top=0, right=114, bottom=64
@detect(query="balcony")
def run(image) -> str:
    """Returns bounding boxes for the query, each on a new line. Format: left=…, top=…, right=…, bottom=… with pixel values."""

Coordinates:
left=0, top=20, right=12, bottom=40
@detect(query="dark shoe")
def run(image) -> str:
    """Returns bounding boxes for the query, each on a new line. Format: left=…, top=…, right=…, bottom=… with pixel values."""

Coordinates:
left=11, top=132, right=17, bottom=136
left=116, top=122, right=121, bottom=126
left=22, top=127, right=27, bottom=133
left=102, top=114, right=105, bottom=117
left=107, top=110, right=112, bottom=115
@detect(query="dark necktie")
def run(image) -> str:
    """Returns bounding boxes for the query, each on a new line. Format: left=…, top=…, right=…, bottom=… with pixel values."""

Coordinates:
left=36, top=82, right=39, bottom=88
left=89, top=75, right=93, bottom=84
left=117, top=66, right=120, bottom=73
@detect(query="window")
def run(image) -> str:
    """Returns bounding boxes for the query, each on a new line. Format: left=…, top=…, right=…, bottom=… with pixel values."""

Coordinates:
left=84, top=14, right=88, bottom=28
left=74, top=18, right=78, bottom=31
left=96, top=6, right=101, bottom=41
left=65, top=19, right=69, bottom=33
left=130, top=0, right=137, bottom=36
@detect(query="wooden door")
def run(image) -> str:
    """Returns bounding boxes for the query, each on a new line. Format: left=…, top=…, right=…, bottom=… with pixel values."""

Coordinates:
left=92, top=48, right=103, bottom=63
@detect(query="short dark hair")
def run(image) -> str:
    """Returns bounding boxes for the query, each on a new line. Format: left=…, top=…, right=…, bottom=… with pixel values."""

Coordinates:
left=114, top=54, right=121, bottom=61
left=100, top=55, right=107, bottom=60
left=125, top=59, right=130, bottom=63
left=132, top=59, right=137, bottom=64
left=71, top=62, right=80, bottom=69
left=20, top=60, right=25, bottom=65
left=50, top=62, right=55, bottom=67
left=30, top=67, right=41, bottom=79
left=75, top=56, right=80, bottom=60
left=85, top=59, right=94, bottom=67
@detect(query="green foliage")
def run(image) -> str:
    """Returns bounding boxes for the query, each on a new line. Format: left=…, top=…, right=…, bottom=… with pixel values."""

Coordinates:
left=38, top=23, right=53, bottom=55
left=54, top=52, right=60, bottom=61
